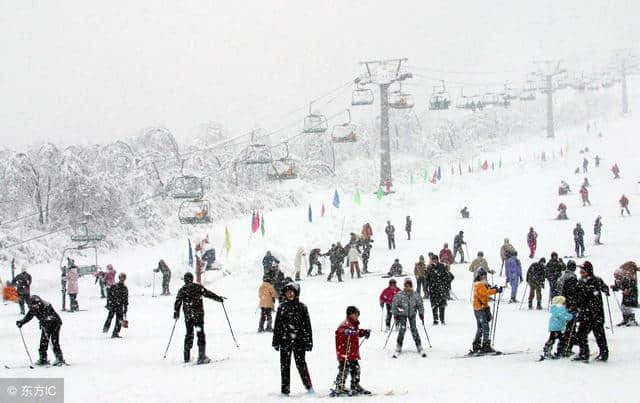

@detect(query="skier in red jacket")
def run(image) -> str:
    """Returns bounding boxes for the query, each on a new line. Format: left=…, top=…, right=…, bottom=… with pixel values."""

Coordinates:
left=439, top=244, right=454, bottom=266
left=331, top=306, right=371, bottom=396
left=579, top=185, right=591, bottom=206
left=379, top=279, right=401, bottom=331
left=620, top=194, right=630, bottom=216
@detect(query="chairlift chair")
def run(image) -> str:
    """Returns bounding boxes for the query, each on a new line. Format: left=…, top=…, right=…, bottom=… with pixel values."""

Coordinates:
left=351, top=84, right=374, bottom=106
left=428, top=81, right=451, bottom=110
left=70, top=222, right=105, bottom=243
left=171, top=175, right=205, bottom=200
left=267, top=160, right=298, bottom=181
left=178, top=199, right=212, bottom=225
left=389, top=83, right=414, bottom=109
left=60, top=246, right=100, bottom=278
left=331, top=109, right=358, bottom=143
left=303, top=102, right=328, bottom=134
left=244, top=144, right=274, bottom=165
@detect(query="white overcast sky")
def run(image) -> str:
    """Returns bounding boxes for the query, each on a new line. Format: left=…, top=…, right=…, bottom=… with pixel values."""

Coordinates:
left=0, top=0, right=637, bottom=147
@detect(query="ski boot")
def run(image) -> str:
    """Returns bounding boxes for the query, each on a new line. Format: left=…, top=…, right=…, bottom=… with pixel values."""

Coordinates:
left=418, top=348, right=427, bottom=358
left=572, top=354, right=589, bottom=362
left=481, top=341, right=495, bottom=354
left=351, top=385, right=371, bottom=396
left=197, top=355, right=212, bottom=365
left=392, top=345, right=401, bottom=359
left=329, top=386, right=348, bottom=397
left=594, top=353, right=608, bottom=362
left=536, top=303, right=543, bottom=310
left=184, top=350, right=190, bottom=363
left=36, top=357, right=50, bottom=366
left=53, top=355, right=66, bottom=366
left=471, top=341, right=482, bottom=354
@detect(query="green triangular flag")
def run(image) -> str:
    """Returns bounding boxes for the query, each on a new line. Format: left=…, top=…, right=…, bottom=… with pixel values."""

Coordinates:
left=354, top=190, right=361, bottom=206
left=260, top=214, right=265, bottom=237
left=376, top=186, right=384, bottom=200
left=410, top=173, right=414, bottom=185
left=423, top=169, right=428, bottom=183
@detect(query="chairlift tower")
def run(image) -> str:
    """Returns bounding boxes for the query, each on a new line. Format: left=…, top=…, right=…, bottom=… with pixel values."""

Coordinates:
left=357, top=58, right=412, bottom=185
left=534, top=60, right=565, bottom=138
left=616, top=50, right=638, bottom=114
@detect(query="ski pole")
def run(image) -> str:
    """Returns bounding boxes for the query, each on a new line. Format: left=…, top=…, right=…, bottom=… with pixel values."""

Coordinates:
left=163, top=318, right=178, bottom=359
left=491, top=290, right=503, bottom=347
left=420, top=318, right=432, bottom=348
left=380, top=306, right=384, bottom=332
left=612, top=290, right=623, bottom=313
left=605, top=294, right=614, bottom=334
left=338, top=337, right=352, bottom=391
left=383, top=321, right=396, bottom=349
left=518, top=282, right=529, bottom=310
left=19, top=328, right=34, bottom=368
left=152, top=271, right=156, bottom=298
left=221, top=301, right=240, bottom=348
left=464, top=244, right=470, bottom=262
left=563, top=316, right=577, bottom=356
left=450, top=289, right=459, bottom=301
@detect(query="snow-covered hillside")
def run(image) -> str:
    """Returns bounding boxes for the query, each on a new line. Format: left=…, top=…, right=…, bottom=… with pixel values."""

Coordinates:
left=2, top=90, right=639, bottom=402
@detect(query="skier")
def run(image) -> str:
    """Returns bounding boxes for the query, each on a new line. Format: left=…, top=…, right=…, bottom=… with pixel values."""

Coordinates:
left=103, top=272, right=128, bottom=338
left=469, top=251, right=492, bottom=275
left=272, top=282, right=313, bottom=395
left=499, top=239, right=516, bottom=276
left=307, top=248, right=323, bottom=276
left=294, top=247, right=305, bottom=281
left=379, top=279, right=401, bottom=331
left=414, top=255, right=428, bottom=299
left=582, top=177, right=590, bottom=188
left=471, top=269, right=503, bottom=353
left=573, top=261, right=609, bottom=362
left=540, top=296, right=573, bottom=359
left=579, top=185, right=591, bottom=206
left=620, top=194, right=630, bottom=216
left=426, top=255, right=452, bottom=325
left=460, top=206, right=470, bottom=219
left=361, top=223, right=373, bottom=241
left=385, top=177, right=392, bottom=193
left=391, top=278, right=426, bottom=358
left=387, top=259, right=403, bottom=277
left=94, top=269, right=106, bottom=298
left=271, top=265, right=286, bottom=303
left=545, top=252, right=566, bottom=299
left=558, top=260, right=579, bottom=356
left=611, top=163, right=620, bottom=179
left=453, top=231, right=467, bottom=263
left=14, top=267, right=32, bottom=315
left=262, top=251, right=280, bottom=276
left=594, top=216, right=603, bottom=245
left=66, top=264, right=79, bottom=312
left=153, top=260, right=171, bottom=296
left=526, top=258, right=546, bottom=310
left=105, top=264, right=116, bottom=291
left=361, top=238, right=373, bottom=274
left=346, top=241, right=362, bottom=279
left=582, top=157, right=588, bottom=173
left=173, top=272, right=226, bottom=364
left=527, top=227, right=538, bottom=259
left=611, top=263, right=638, bottom=326
left=557, top=203, right=568, bottom=220
left=331, top=306, right=371, bottom=396
left=405, top=216, right=412, bottom=240
left=327, top=243, right=346, bottom=282
left=439, top=243, right=454, bottom=268
left=258, top=274, right=277, bottom=332
left=504, top=251, right=523, bottom=303
left=594, top=155, right=600, bottom=167
left=385, top=221, right=396, bottom=250
left=573, top=223, right=585, bottom=258
left=558, top=181, right=571, bottom=195
left=16, top=295, right=65, bottom=366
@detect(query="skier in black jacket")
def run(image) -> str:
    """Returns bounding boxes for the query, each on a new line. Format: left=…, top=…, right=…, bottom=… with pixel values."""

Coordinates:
left=453, top=231, right=467, bottom=263
left=573, top=261, right=609, bottom=362
left=573, top=223, right=585, bottom=258
left=558, top=260, right=579, bottom=355
left=272, top=282, right=313, bottom=395
left=425, top=255, right=453, bottom=325
left=262, top=251, right=280, bottom=275
left=545, top=252, right=566, bottom=300
left=16, top=295, right=65, bottom=366
left=526, top=258, right=546, bottom=310
left=174, top=272, right=225, bottom=364
left=327, top=243, right=346, bottom=282
left=103, top=272, right=128, bottom=338
left=14, top=267, right=32, bottom=315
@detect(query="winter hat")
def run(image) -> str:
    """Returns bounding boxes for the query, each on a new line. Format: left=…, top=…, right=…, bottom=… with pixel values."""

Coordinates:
left=346, top=306, right=360, bottom=316
left=579, top=261, right=594, bottom=275
left=388, top=279, right=397, bottom=285
left=551, top=252, right=558, bottom=259
left=183, top=272, right=194, bottom=283
left=118, top=272, right=126, bottom=281
left=419, top=255, right=425, bottom=261
left=474, top=268, right=487, bottom=281
left=566, top=260, right=576, bottom=271
left=107, top=264, right=114, bottom=270
left=539, top=257, right=547, bottom=264
left=28, top=295, right=43, bottom=306
left=478, top=251, right=484, bottom=257
left=403, top=277, right=413, bottom=287
left=552, top=296, right=566, bottom=305
left=283, top=282, right=300, bottom=297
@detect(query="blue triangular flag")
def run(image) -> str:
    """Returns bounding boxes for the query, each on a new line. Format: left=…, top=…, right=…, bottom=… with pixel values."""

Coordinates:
left=188, top=239, right=193, bottom=268
left=333, top=190, right=340, bottom=208
left=437, top=166, right=442, bottom=180
left=308, top=205, right=313, bottom=222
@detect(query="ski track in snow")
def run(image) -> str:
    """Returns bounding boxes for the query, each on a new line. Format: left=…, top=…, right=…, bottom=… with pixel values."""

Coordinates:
left=2, top=109, right=640, bottom=403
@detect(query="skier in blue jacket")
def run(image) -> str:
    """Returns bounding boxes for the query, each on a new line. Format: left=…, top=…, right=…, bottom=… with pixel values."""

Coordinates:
left=505, top=251, right=522, bottom=303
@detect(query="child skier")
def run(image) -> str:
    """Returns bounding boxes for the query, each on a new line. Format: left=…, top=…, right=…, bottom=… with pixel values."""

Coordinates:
left=330, top=306, right=371, bottom=396
left=540, top=295, right=574, bottom=360
left=471, top=268, right=503, bottom=354
left=611, top=262, right=638, bottom=326
left=379, top=279, right=401, bottom=331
